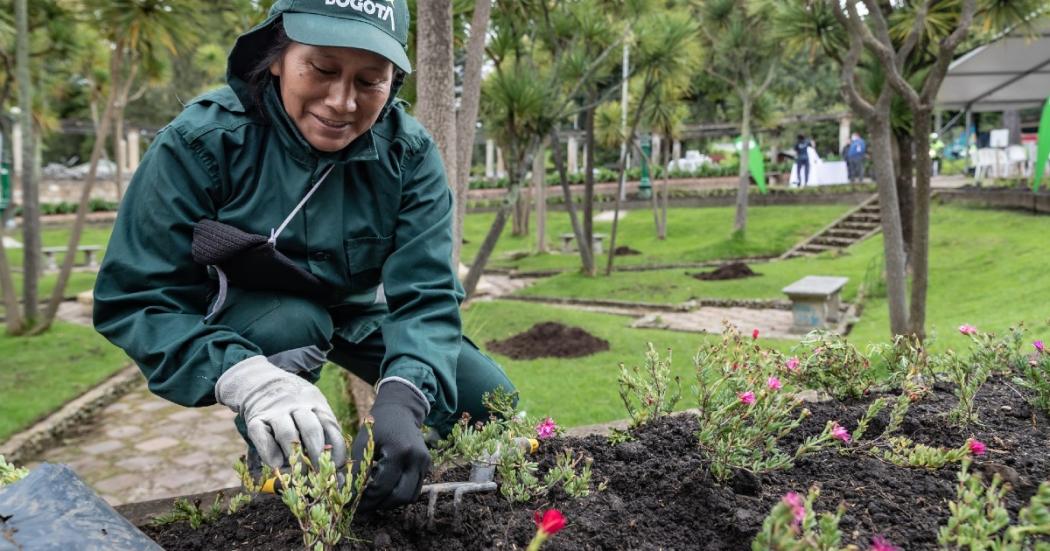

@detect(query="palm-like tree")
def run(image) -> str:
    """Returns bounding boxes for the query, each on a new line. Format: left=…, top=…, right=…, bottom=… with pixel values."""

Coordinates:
left=36, top=0, right=202, bottom=333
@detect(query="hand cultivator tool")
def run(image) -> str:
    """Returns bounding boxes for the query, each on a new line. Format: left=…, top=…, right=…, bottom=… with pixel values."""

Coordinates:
left=419, top=436, right=538, bottom=528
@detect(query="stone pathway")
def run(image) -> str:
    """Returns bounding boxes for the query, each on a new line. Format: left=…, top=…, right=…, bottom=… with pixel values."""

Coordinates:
left=23, top=300, right=244, bottom=506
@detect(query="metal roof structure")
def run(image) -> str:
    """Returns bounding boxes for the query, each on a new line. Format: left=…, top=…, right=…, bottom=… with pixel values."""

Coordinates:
left=936, top=16, right=1050, bottom=112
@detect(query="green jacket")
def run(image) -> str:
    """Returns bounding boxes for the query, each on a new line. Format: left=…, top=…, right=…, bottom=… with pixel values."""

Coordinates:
left=93, top=79, right=462, bottom=420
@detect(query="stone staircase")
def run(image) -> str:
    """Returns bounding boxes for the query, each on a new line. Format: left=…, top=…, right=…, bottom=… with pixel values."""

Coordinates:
left=780, top=194, right=881, bottom=259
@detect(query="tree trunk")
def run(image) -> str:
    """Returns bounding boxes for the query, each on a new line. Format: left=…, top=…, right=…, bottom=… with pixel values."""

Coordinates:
left=549, top=128, right=593, bottom=274
left=869, top=116, right=910, bottom=336
left=15, top=0, right=39, bottom=324
left=660, top=138, right=670, bottom=239
left=734, top=97, right=752, bottom=234
left=893, top=129, right=914, bottom=259
left=534, top=143, right=546, bottom=253
left=583, top=105, right=596, bottom=248
left=909, top=109, right=933, bottom=339
left=452, top=0, right=492, bottom=269
left=114, top=109, right=125, bottom=203
left=415, top=0, right=458, bottom=260
left=512, top=187, right=529, bottom=236
left=35, top=45, right=121, bottom=333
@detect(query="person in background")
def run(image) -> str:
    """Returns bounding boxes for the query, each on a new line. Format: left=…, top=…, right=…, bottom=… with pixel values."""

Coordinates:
left=930, top=132, right=946, bottom=177
left=794, top=134, right=812, bottom=187
left=845, top=132, right=867, bottom=183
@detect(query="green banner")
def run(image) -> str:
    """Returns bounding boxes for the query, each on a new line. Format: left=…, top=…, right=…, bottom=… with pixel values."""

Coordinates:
left=735, top=136, right=767, bottom=194
left=1035, top=96, right=1050, bottom=192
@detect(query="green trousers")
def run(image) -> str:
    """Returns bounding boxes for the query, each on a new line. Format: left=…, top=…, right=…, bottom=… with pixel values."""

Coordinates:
left=210, top=287, right=515, bottom=446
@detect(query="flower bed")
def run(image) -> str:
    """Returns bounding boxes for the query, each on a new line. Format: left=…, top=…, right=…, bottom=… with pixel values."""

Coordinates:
left=140, top=327, right=1050, bottom=550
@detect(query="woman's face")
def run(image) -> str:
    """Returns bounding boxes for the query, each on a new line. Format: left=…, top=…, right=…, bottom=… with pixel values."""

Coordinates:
left=270, top=42, right=394, bottom=152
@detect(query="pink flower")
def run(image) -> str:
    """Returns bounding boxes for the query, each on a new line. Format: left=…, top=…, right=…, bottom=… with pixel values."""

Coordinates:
left=1035, top=340, right=1045, bottom=353
left=959, top=324, right=977, bottom=336
left=871, top=535, right=900, bottom=551
left=536, top=417, right=557, bottom=440
left=767, top=376, right=782, bottom=391
left=831, top=422, right=851, bottom=443
left=782, top=492, right=805, bottom=530
left=738, top=391, right=756, bottom=405
left=752, top=328, right=760, bottom=339
left=968, top=439, right=987, bottom=456
left=785, top=357, right=800, bottom=372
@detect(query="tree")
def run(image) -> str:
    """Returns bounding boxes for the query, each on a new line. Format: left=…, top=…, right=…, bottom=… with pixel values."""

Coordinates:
left=35, top=0, right=202, bottom=333
left=452, top=0, right=492, bottom=269
left=605, top=9, right=701, bottom=274
left=415, top=0, right=459, bottom=262
left=693, top=0, right=781, bottom=235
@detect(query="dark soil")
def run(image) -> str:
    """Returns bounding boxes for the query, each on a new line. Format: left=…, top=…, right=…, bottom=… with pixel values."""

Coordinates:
left=484, top=322, right=610, bottom=360
left=613, top=245, right=642, bottom=256
left=142, top=377, right=1050, bottom=550
left=691, top=262, right=759, bottom=281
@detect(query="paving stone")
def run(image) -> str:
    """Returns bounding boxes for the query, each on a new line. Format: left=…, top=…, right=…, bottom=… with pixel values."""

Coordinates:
left=94, top=473, right=141, bottom=493
left=134, top=436, right=179, bottom=452
left=199, top=419, right=236, bottom=434
left=104, top=425, right=143, bottom=439
left=82, top=439, right=125, bottom=455
left=167, top=408, right=208, bottom=422
left=137, top=400, right=176, bottom=412
left=172, top=451, right=213, bottom=468
left=67, top=457, right=107, bottom=473
left=154, top=469, right=206, bottom=490
left=210, top=407, right=238, bottom=420
left=115, top=455, right=163, bottom=472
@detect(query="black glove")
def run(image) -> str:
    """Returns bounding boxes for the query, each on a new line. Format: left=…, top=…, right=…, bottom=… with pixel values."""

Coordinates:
left=352, top=379, right=431, bottom=511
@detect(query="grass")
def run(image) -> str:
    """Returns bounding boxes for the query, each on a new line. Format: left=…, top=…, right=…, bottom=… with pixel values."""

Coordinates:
left=512, top=203, right=1050, bottom=355
left=0, top=321, right=130, bottom=442
left=462, top=205, right=852, bottom=272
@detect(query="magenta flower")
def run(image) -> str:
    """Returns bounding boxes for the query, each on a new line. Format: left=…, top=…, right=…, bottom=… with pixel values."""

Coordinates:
left=958, top=324, right=977, bottom=336
left=767, top=376, right=782, bottom=391
left=782, top=492, right=805, bottom=530
left=738, top=391, right=756, bottom=405
left=968, top=439, right=987, bottom=456
left=752, top=328, right=760, bottom=340
left=831, top=422, right=851, bottom=443
left=536, top=417, right=557, bottom=440
left=785, top=357, right=800, bottom=372
left=870, top=535, right=900, bottom=551
left=1035, top=340, right=1045, bottom=353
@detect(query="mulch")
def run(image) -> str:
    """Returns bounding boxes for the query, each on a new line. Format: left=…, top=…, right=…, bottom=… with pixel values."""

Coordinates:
left=691, top=261, right=759, bottom=281
left=484, top=322, right=610, bottom=360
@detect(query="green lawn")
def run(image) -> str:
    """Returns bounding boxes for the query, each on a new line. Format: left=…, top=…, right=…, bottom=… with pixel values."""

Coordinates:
left=515, top=204, right=1050, bottom=354
left=462, top=205, right=852, bottom=272
left=0, top=322, right=130, bottom=442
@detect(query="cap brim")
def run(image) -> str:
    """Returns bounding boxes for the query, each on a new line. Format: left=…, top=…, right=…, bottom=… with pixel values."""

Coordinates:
left=283, top=12, right=412, bottom=74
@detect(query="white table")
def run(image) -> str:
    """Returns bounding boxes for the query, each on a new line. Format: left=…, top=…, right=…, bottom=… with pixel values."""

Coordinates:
left=790, top=160, right=850, bottom=187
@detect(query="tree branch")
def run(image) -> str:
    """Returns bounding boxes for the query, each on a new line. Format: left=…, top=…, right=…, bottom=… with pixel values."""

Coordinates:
left=831, top=2, right=876, bottom=119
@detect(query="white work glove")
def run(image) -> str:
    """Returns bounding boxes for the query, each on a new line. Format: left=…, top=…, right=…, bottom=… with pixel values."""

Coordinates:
left=215, top=355, right=346, bottom=469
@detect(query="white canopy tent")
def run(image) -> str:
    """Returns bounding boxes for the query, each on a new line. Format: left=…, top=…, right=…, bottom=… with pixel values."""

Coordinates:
left=937, top=17, right=1050, bottom=113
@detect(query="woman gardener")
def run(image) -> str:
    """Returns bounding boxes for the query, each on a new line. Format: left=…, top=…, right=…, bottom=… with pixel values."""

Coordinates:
left=93, top=0, right=515, bottom=511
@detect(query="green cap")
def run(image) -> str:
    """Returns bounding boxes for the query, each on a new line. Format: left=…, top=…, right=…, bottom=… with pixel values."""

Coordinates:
left=272, top=0, right=411, bottom=73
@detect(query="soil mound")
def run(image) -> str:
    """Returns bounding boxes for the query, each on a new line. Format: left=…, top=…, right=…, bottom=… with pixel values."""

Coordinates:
left=613, top=245, right=641, bottom=256
left=485, top=322, right=609, bottom=360
left=691, top=261, right=759, bottom=281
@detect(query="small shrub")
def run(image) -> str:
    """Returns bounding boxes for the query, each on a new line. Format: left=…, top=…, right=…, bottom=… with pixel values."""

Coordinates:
left=693, top=326, right=847, bottom=482
left=792, top=331, right=874, bottom=400
left=150, top=495, right=224, bottom=529
left=938, top=460, right=1050, bottom=549
left=944, top=325, right=1026, bottom=426
left=276, top=428, right=374, bottom=551
left=0, top=455, right=28, bottom=488
left=618, top=343, right=681, bottom=427
left=1012, top=340, right=1050, bottom=414
left=751, top=486, right=850, bottom=551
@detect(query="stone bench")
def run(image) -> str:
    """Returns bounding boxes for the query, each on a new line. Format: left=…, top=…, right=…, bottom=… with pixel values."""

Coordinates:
left=781, top=276, right=849, bottom=333
left=42, top=245, right=102, bottom=272
left=559, top=233, right=605, bottom=254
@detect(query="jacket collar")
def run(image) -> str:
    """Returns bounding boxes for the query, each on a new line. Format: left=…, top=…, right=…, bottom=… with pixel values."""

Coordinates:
left=263, top=82, right=379, bottom=166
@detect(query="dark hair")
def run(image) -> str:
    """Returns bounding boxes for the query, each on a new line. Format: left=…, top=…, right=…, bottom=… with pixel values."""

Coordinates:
left=246, top=22, right=294, bottom=116
left=796, top=134, right=805, bottom=142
